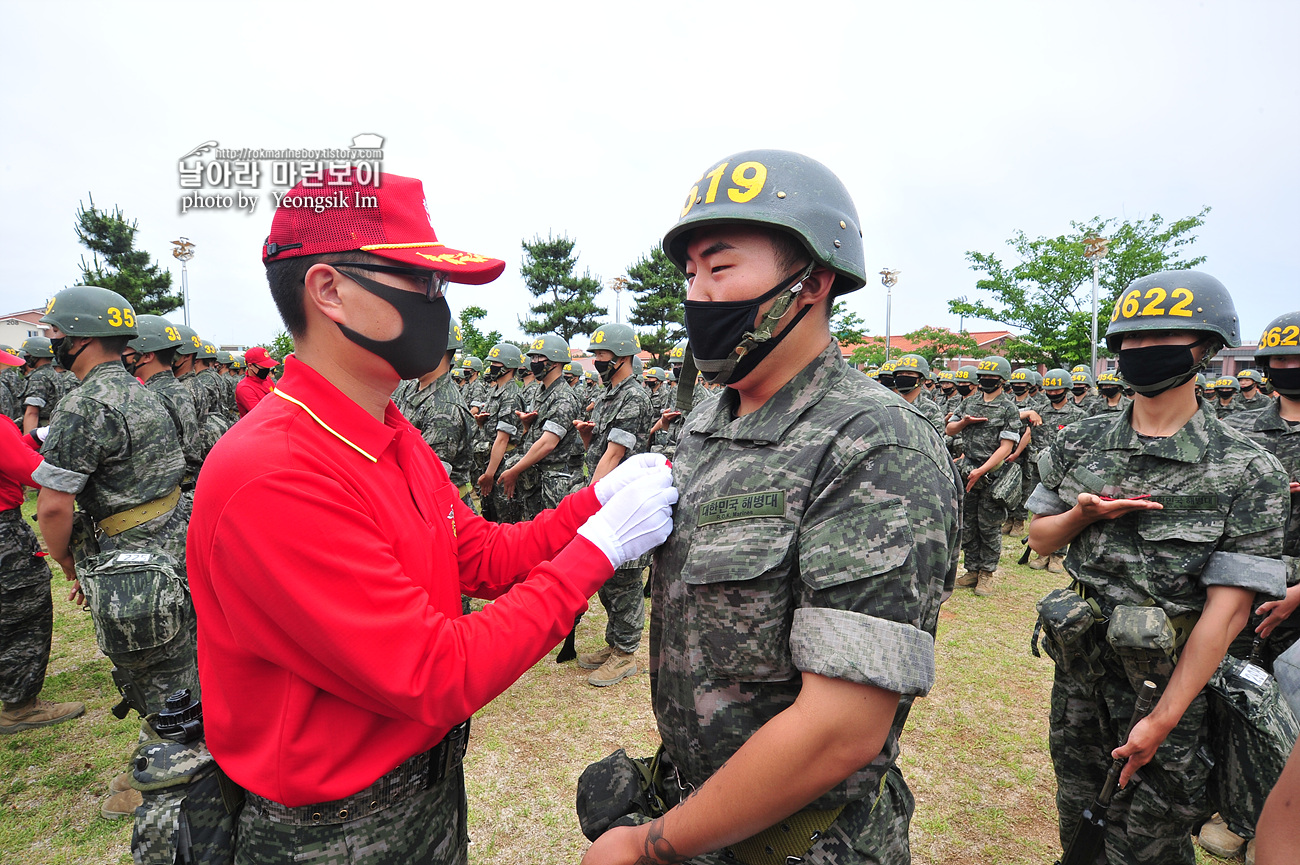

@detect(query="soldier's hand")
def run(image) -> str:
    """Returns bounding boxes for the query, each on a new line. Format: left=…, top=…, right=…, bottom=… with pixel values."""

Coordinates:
left=581, top=822, right=650, bottom=865
left=964, top=467, right=985, bottom=492
left=67, top=578, right=84, bottom=607
left=1113, top=714, right=1173, bottom=787
left=1023, top=410, right=1043, bottom=426
left=1256, top=585, right=1300, bottom=638
left=1290, top=481, right=1300, bottom=494
left=516, top=410, right=538, bottom=424
left=478, top=472, right=495, bottom=498
left=499, top=468, right=517, bottom=500
left=1075, top=493, right=1163, bottom=522
left=963, top=416, right=988, bottom=427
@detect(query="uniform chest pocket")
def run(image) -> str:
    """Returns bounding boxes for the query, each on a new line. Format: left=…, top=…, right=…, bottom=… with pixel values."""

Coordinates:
left=1137, top=511, right=1225, bottom=578
left=681, top=517, right=797, bottom=682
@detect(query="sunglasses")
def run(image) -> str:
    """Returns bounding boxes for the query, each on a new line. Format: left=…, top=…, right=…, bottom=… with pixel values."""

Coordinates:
left=333, top=262, right=449, bottom=301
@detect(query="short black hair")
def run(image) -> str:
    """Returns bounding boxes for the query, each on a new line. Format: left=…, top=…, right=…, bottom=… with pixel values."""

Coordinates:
left=97, top=335, right=131, bottom=355
left=152, top=346, right=178, bottom=367
left=265, top=251, right=377, bottom=337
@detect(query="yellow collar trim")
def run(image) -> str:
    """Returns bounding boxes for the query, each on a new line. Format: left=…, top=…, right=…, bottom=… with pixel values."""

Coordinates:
left=358, top=242, right=446, bottom=251
left=272, top=388, right=378, bottom=463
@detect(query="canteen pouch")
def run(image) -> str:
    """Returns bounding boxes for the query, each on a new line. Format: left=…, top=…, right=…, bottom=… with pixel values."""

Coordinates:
left=990, top=461, right=1023, bottom=508
left=80, top=549, right=188, bottom=656
left=1107, top=604, right=1178, bottom=693
left=132, top=727, right=239, bottom=865
left=1034, top=588, right=1103, bottom=679
left=575, top=747, right=679, bottom=841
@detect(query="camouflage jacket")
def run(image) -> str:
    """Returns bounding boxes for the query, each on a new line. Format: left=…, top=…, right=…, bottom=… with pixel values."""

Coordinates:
left=143, top=370, right=203, bottom=481
left=518, top=377, right=583, bottom=473
left=196, top=368, right=232, bottom=422
left=1215, top=397, right=1241, bottom=419
left=21, top=364, right=65, bottom=426
left=1239, top=392, right=1272, bottom=412
left=1, top=367, right=24, bottom=421
left=402, top=373, right=476, bottom=487
left=953, top=390, right=1021, bottom=470
left=647, top=382, right=672, bottom=447
left=1029, top=404, right=1288, bottom=617
left=905, top=391, right=946, bottom=435
left=1227, top=401, right=1300, bottom=567
left=519, top=379, right=541, bottom=413
left=585, top=372, right=653, bottom=477
left=477, top=379, right=524, bottom=453
left=1089, top=396, right=1129, bottom=416
left=176, top=371, right=206, bottom=425
left=1030, top=396, right=1085, bottom=458
left=462, top=378, right=488, bottom=413
left=650, top=342, right=960, bottom=808
left=31, top=361, right=186, bottom=559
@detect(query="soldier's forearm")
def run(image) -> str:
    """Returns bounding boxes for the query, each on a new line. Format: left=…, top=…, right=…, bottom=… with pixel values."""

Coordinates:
left=36, top=487, right=75, bottom=564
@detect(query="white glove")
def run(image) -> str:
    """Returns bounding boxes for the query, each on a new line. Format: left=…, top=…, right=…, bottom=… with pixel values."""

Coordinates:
left=578, top=466, right=678, bottom=568
left=593, top=452, right=669, bottom=505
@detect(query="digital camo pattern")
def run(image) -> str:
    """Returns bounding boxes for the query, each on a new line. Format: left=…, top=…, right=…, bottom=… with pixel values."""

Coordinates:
left=401, top=373, right=476, bottom=488
left=0, top=510, right=54, bottom=704
left=1226, top=400, right=1300, bottom=564
left=20, top=364, right=65, bottom=425
left=480, top=381, right=525, bottom=523
left=651, top=342, right=960, bottom=819
left=1, top=367, right=24, bottom=421
left=909, top=394, right=945, bottom=436
left=236, top=769, right=466, bottom=865
left=953, top=391, right=1021, bottom=470
left=1074, top=391, right=1101, bottom=415
left=1088, top=396, right=1129, bottom=416
left=1238, top=391, right=1271, bottom=411
left=1035, top=404, right=1288, bottom=618
left=516, top=378, right=583, bottom=519
left=144, top=370, right=204, bottom=481
left=1030, top=398, right=1086, bottom=458
left=1215, top=396, right=1241, bottom=419
left=962, top=482, right=1007, bottom=572
left=584, top=373, right=653, bottom=478
left=647, top=381, right=672, bottom=451
left=461, top=377, right=488, bottom=412
left=132, top=733, right=236, bottom=865
left=519, top=378, right=541, bottom=413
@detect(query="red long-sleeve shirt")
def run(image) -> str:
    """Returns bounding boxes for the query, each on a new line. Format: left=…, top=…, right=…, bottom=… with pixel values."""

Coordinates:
left=187, top=356, right=610, bottom=806
left=235, top=372, right=275, bottom=417
left=0, top=416, right=42, bottom=509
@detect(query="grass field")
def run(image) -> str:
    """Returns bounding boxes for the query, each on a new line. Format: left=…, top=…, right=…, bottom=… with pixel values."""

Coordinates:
left=1, top=495, right=1236, bottom=863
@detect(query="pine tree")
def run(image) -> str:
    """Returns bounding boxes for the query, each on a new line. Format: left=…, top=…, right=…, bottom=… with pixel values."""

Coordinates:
left=458, top=305, right=502, bottom=360
left=518, top=234, right=606, bottom=343
left=626, top=246, right=686, bottom=364
left=75, top=195, right=182, bottom=315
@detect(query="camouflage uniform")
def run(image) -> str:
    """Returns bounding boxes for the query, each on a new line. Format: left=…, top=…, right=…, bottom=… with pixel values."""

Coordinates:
left=462, top=377, right=489, bottom=478
left=652, top=344, right=960, bottom=864
left=479, top=380, right=524, bottom=524
left=1214, top=396, right=1241, bottom=420
left=519, top=378, right=541, bottom=413
left=953, top=391, right=1021, bottom=572
left=909, top=392, right=945, bottom=436
left=586, top=371, right=654, bottom=654
left=1238, top=391, right=1271, bottom=412
left=513, top=378, right=583, bottom=517
left=0, top=508, right=55, bottom=706
left=1, top=366, right=24, bottom=422
left=1028, top=405, right=1289, bottom=864
left=31, top=361, right=196, bottom=712
left=402, top=373, right=476, bottom=507
left=647, top=381, right=673, bottom=453
left=143, top=370, right=204, bottom=487
left=21, top=364, right=65, bottom=427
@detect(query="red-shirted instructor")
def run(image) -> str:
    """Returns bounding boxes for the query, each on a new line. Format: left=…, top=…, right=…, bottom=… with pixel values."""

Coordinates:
left=234, top=345, right=278, bottom=416
left=187, top=170, right=676, bottom=864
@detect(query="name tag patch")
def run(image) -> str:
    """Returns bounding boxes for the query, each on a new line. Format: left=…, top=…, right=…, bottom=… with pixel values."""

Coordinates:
left=697, top=491, right=785, bottom=526
left=1148, top=495, right=1220, bottom=510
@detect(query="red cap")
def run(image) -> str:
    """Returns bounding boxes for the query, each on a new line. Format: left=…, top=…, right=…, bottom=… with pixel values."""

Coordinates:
left=244, top=346, right=279, bottom=369
left=0, top=348, right=23, bottom=368
left=261, top=170, right=505, bottom=285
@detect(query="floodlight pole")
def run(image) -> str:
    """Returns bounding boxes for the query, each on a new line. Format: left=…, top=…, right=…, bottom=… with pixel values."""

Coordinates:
left=880, top=269, right=901, bottom=361
left=608, top=276, right=629, bottom=324
left=1083, top=236, right=1109, bottom=373
left=171, top=237, right=196, bottom=327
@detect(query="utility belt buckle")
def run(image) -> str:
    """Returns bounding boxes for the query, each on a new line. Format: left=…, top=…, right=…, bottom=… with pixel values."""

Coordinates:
left=424, top=718, right=471, bottom=790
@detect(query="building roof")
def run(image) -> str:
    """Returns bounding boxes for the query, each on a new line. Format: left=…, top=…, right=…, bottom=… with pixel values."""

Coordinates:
left=838, top=329, right=1013, bottom=355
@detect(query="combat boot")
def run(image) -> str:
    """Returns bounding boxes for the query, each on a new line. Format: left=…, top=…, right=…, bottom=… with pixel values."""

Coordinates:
left=109, top=771, right=132, bottom=793
left=1197, top=813, right=1246, bottom=859
left=1028, top=553, right=1049, bottom=570
left=974, top=570, right=997, bottom=597
left=955, top=569, right=980, bottom=588
left=1047, top=555, right=1065, bottom=573
left=1007, top=519, right=1025, bottom=535
left=588, top=649, right=637, bottom=687
left=1001, top=520, right=1014, bottom=535
left=101, top=787, right=142, bottom=820
left=0, top=697, right=85, bottom=734
left=576, top=646, right=612, bottom=671
left=1245, top=838, right=1256, bottom=865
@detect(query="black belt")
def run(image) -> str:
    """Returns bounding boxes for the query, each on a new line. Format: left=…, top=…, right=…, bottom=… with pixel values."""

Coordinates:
left=246, top=719, right=470, bottom=826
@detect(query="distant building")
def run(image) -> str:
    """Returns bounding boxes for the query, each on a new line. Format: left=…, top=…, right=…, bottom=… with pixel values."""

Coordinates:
left=0, top=309, right=52, bottom=349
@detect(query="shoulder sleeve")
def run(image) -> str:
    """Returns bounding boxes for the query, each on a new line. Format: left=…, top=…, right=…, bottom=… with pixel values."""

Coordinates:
left=40, top=403, right=108, bottom=480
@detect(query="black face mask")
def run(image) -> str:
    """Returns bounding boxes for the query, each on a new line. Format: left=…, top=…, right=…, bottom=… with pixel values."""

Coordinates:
left=1072, top=385, right=1087, bottom=396
left=255, top=367, right=272, bottom=380
left=1215, top=389, right=1237, bottom=400
left=334, top=268, right=451, bottom=380
left=683, top=264, right=813, bottom=385
left=939, top=385, right=955, bottom=397
left=978, top=378, right=1001, bottom=394
left=1240, top=383, right=1256, bottom=393
left=1100, top=386, right=1122, bottom=398
left=1046, top=390, right=1069, bottom=405
left=529, top=359, right=549, bottom=379
left=51, top=336, right=88, bottom=370
left=956, top=383, right=974, bottom=397
left=593, top=357, right=623, bottom=386
left=1010, top=383, right=1028, bottom=396
left=121, top=351, right=142, bottom=375
left=878, top=375, right=896, bottom=390
left=1265, top=366, right=1300, bottom=397
left=483, top=364, right=505, bottom=383
left=894, top=375, right=921, bottom=394
left=1116, top=339, right=1209, bottom=397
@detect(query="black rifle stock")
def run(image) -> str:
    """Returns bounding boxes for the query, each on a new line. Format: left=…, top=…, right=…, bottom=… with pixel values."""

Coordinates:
left=1057, top=679, right=1159, bottom=865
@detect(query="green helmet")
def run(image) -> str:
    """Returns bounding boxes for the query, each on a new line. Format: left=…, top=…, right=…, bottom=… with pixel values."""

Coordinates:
left=666, top=368, right=677, bottom=382
left=562, top=361, right=580, bottom=379
left=585, top=370, right=600, bottom=384
left=631, top=355, right=644, bottom=378
left=461, top=356, right=484, bottom=374
left=934, top=369, right=954, bottom=383
left=644, top=366, right=665, bottom=382
left=662, top=149, right=866, bottom=296
left=667, top=340, right=688, bottom=366
left=1008, top=367, right=1033, bottom=386
left=1236, top=369, right=1264, bottom=386
left=1027, top=370, right=1043, bottom=387
left=1071, top=369, right=1095, bottom=388
left=1212, top=375, right=1240, bottom=392
left=1256, top=311, right=1300, bottom=358
left=954, top=365, right=977, bottom=385
left=1105, top=269, right=1240, bottom=351
left=1042, top=369, right=1072, bottom=390
left=864, top=367, right=880, bottom=379
left=588, top=323, right=640, bottom=358
left=486, top=342, right=524, bottom=370
left=975, top=355, right=1012, bottom=380
left=40, top=285, right=139, bottom=338
left=1195, top=373, right=1209, bottom=388
left=451, top=367, right=464, bottom=380
left=174, top=324, right=203, bottom=356
left=1071, top=364, right=1090, bottom=373
left=127, top=315, right=184, bottom=353
left=895, top=354, right=931, bottom=378
left=447, top=320, right=464, bottom=352
left=20, top=336, right=54, bottom=358
left=196, top=341, right=218, bottom=361
left=525, top=334, right=571, bottom=363
left=230, top=355, right=245, bottom=370
left=216, top=350, right=234, bottom=365
left=1097, top=371, right=1122, bottom=386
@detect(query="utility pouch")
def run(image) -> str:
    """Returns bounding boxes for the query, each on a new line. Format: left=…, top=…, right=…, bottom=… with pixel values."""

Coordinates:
left=575, top=746, right=680, bottom=841
left=990, top=461, right=1023, bottom=508
left=132, top=722, right=239, bottom=865
left=1034, top=588, right=1103, bottom=679
left=79, top=549, right=188, bottom=657
left=70, top=510, right=100, bottom=571
left=1107, top=604, right=1177, bottom=694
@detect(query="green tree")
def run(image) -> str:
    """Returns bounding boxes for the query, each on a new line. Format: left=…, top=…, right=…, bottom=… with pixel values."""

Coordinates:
left=518, top=234, right=607, bottom=343
left=830, top=301, right=869, bottom=345
left=264, top=331, right=295, bottom=360
left=75, top=195, right=182, bottom=315
left=626, top=246, right=686, bottom=364
left=900, top=325, right=980, bottom=366
left=849, top=339, right=888, bottom=368
left=458, top=305, right=502, bottom=360
left=948, top=208, right=1210, bottom=368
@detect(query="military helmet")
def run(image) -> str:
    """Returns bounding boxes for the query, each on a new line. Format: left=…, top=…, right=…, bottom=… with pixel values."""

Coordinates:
left=216, top=350, right=234, bottom=365
left=173, top=324, right=203, bottom=356
left=953, top=365, right=977, bottom=384
left=486, top=342, right=524, bottom=369
left=975, top=355, right=1012, bottom=380
left=1071, top=364, right=1090, bottom=373
left=588, top=323, right=640, bottom=358
left=127, top=315, right=184, bottom=353
left=585, top=369, right=599, bottom=384
left=894, top=354, right=931, bottom=378
left=230, top=355, right=245, bottom=370
left=562, top=361, right=579, bottom=378
left=1027, top=370, right=1043, bottom=387
left=864, top=367, right=880, bottom=379
left=644, top=366, right=665, bottom=382
left=1097, top=371, right=1122, bottom=385
left=934, top=369, right=954, bottom=383
left=1042, top=368, right=1072, bottom=390
left=40, top=285, right=139, bottom=338
left=1008, top=367, right=1033, bottom=386
left=20, top=336, right=55, bottom=358
left=1105, top=270, right=1240, bottom=351
left=667, top=339, right=688, bottom=365
left=0, top=344, right=19, bottom=362
left=196, top=341, right=218, bottom=360
left=1195, top=372, right=1209, bottom=388
left=663, top=150, right=865, bottom=296
left=451, top=367, right=464, bottom=380
left=525, top=334, right=571, bottom=363
left=1256, top=311, right=1300, bottom=358
left=1236, top=369, right=1264, bottom=385
left=447, top=320, right=464, bottom=352
left=1212, top=376, right=1240, bottom=392
left=878, top=359, right=898, bottom=374
left=461, top=356, right=484, bottom=374
left=1071, top=369, right=1095, bottom=388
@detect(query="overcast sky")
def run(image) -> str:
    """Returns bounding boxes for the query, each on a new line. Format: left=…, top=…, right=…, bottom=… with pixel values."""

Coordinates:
left=1, top=1, right=1294, bottom=352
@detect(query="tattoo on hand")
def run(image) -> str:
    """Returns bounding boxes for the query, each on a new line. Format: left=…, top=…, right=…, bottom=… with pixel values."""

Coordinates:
left=636, top=817, right=685, bottom=865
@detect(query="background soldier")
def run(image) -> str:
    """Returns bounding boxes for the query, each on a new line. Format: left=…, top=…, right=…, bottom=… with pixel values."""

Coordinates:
left=500, top=334, right=583, bottom=518
left=1025, top=368, right=1084, bottom=571
left=19, top=336, right=64, bottom=434
left=893, top=353, right=945, bottom=434
left=1237, top=368, right=1270, bottom=410
left=476, top=342, right=526, bottom=523
left=399, top=320, right=477, bottom=509
left=1093, top=370, right=1127, bottom=414
left=0, top=344, right=23, bottom=421
left=574, top=322, right=654, bottom=688
left=1071, top=367, right=1099, bottom=413
left=461, top=356, right=487, bottom=417
left=122, top=315, right=203, bottom=494
left=1212, top=375, right=1242, bottom=418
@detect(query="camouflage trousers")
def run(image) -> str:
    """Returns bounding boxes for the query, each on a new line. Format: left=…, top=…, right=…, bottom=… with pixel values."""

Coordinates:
left=960, top=477, right=1006, bottom=572
left=1009, top=454, right=1040, bottom=522
left=108, top=612, right=201, bottom=715
left=0, top=509, right=54, bottom=705
left=236, top=766, right=467, bottom=865
left=518, top=467, right=574, bottom=520
left=598, top=564, right=645, bottom=654
left=1050, top=664, right=1211, bottom=864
